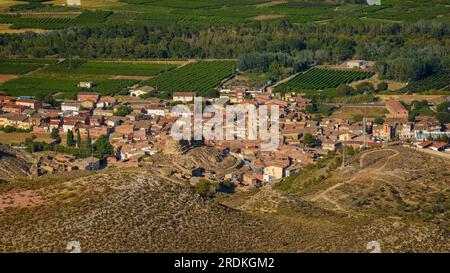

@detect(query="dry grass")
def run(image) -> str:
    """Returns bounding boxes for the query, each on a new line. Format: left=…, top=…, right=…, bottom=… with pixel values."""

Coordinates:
left=329, top=106, right=388, bottom=120
left=0, top=74, right=18, bottom=84
left=378, top=94, right=447, bottom=104
left=350, top=74, right=407, bottom=91
left=0, top=1, right=27, bottom=10
left=0, top=147, right=448, bottom=253
left=0, top=132, right=52, bottom=145
left=254, top=14, right=287, bottom=21
left=0, top=24, right=47, bottom=34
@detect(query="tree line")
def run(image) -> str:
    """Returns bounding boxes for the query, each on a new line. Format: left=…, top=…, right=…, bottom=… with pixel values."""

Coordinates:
left=0, top=19, right=448, bottom=81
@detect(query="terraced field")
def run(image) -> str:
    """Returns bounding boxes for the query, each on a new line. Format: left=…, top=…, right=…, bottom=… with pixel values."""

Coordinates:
left=275, top=68, right=375, bottom=92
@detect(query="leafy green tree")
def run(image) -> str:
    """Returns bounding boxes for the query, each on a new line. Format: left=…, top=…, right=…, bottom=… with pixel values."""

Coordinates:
left=217, top=180, right=235, bottom=193
left=67, top=129, right=74, bottom=147
left=336, top=84, right=354, bottom=96
left=93, top=135, right=114, bottom=159
left=50, top=128, right=61, bottom=143
left=435, top=112, right=450, bottom=124
left=436, top=102, right=449, bottom=113
left=377, top=81, right=388, bottom=91
left=305, top=104, right=318, bottom=114
left=355, top=82, right=374, bottom=93
left=196, top=179, right=214, bottom=198
left=302, top=133, right=317, bottom=148
left=114, top=105, right=132, bottom=117
left=269, top=61, right=285, bottom=80
left=86, top=131, right=92, bottom=147
left=50, top=128, right=59, bottom=139
left=76, top=128, right=82, bottom=147
left=347, top=145, right=355, bottom=156
left=374, top=117, right=385, bottom=125
left=353, top=114, right=364, bottom=122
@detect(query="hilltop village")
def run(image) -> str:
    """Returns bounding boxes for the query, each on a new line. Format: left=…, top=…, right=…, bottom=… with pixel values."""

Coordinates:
left=0, top=86, right=449, bottom=189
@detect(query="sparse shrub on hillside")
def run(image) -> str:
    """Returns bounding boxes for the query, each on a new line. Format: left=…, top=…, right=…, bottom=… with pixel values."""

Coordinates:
left=196, top=179, right=215, bottom=198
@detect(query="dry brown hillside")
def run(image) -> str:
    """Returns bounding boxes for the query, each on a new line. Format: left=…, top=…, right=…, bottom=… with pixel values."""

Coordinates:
left=0, top=147, right=448, bottom=252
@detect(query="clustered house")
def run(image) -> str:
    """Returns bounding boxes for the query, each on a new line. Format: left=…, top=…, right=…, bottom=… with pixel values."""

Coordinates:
left=0, top=89, right=449, bottom=189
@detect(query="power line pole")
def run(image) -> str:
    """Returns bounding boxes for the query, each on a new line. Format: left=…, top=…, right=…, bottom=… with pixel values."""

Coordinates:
left=363, top=117, right=367, bottom=149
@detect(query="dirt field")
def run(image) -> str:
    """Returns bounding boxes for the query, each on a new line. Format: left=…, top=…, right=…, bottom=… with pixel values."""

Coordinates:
left=0, top=190, right=44, bottom=212
left=254, top=14, right=287, bottom=21
left=0, top=132, right=53, bottom=145
left=378, top=94, right=447, bottom=104
left=0, top=74, right=18, bottom=84
left=0, top=24, right=47, bottom=34
left=350, top=74, right=407, bottom=91
left=0, top=1, right=27, bottom=10
left=329, top=106, right=388, bottom=120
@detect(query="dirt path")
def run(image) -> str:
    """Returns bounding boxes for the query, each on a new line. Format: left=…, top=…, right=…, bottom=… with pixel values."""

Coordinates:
left=309, top=149, right=400, bottom=214
left=266, top=72, right=300, bottom=93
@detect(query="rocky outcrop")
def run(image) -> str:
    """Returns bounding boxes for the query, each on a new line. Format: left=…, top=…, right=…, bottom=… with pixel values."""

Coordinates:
left=0, top=146, right=33, bottom=181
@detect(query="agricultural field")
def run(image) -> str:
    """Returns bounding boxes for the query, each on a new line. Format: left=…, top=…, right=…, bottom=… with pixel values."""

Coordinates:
left=0, top=58, right=190, bottom=98
left=0, top=10, right=111, bottom=30
left=329, top=106, right=389, bottom=120
left=274, top=68, right=375, bottom=92
left=39, top=60, right=178, bottom=77
left=144, top=60, right=236, bottom=97
left=0, top=58, right=56, bottom=74
left=398, top=71, right=450, bottom=93
left=0, top=0, right=447, bottom=31
left=0, top=76, right=137, bottom=98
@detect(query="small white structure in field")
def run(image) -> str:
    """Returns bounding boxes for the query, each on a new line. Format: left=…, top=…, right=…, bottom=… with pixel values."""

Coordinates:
left=67, top=0, right=81, bottom=6
left=367, top=0, right=381, bottom=5
left=346, top=60, right=369, bottom=69
left=77, top=82, right=95, bottom=89
left=129, top=86, right=154, bottom=97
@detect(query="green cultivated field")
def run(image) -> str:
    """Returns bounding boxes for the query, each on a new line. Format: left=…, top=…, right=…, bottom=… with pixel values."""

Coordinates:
left=0, top=59, right=235, bottom=98
left=0, top=59, right=143, bottom=98
left=144, top=60, right=235, bottom=97
left=275, top=68, right=375, bottom=92
left=0, top=76, right=136, bottom=98
left=40, top=60, right=178, bottom=77
left=0, top=62, right=43, bottom=74
left=1, top=0, right=448, bottom=30
left=0, top=10, right=111, bottom=30
left=399, top=71, right=450, bottom=93
left=0, top=59, right=57, bottom=74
